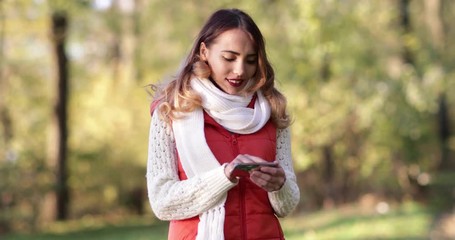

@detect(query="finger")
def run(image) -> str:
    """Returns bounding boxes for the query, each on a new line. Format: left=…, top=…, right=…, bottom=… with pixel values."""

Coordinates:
left=249, top=174, right=272, bottom=190
left=243, top=154, right=267, bottom=163
left=233, top=154, right=256, bottom=164
left=258, top=165, right=284, bottom=176
left=250, top=170, right=272, bottom=182
left=250, top=170, right=285, bottom=191
left=250, top=174, right=280, bottom=192
left=250, top=171, right=276, bottom=187
left=225, top=162, right=236, bottom=177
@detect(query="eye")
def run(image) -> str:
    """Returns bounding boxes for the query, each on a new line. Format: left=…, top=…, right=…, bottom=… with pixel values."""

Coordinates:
left=246, top=58, right=257, bottom=65
left=222, top=56, right=235, bottom=62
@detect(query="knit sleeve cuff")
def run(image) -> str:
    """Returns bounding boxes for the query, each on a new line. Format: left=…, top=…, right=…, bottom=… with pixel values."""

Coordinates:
left=271, top=178, right=292, bottom=195
left=268, top=177, right=300, bottom=217
left=203, top=164, right=238, bottom=196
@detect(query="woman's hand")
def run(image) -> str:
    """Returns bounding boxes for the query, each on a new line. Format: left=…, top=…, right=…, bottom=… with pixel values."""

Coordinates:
left=247, top=155, right=286, bottom=192
left=224, top=154, right=257, bottom=182
left=224, top=154, right=286, bottom=192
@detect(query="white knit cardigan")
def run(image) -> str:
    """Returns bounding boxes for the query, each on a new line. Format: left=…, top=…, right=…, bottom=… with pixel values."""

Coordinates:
left=146, top=110, right=300, bottom=225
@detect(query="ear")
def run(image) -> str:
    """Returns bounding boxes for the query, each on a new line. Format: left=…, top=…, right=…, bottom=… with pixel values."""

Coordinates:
left=199, top=42, right=208, bottom=61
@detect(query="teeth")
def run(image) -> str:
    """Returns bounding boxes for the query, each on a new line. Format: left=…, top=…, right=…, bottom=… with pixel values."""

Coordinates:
left=228, top=79, right=241, bottom=84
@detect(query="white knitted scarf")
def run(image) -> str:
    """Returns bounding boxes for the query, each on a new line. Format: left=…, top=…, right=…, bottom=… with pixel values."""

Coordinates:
left=172, top=77, right=271, bottom=240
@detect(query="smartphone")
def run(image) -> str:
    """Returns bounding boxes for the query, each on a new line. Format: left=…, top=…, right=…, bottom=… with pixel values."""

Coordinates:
left=231, top=162, right=278, bottom=178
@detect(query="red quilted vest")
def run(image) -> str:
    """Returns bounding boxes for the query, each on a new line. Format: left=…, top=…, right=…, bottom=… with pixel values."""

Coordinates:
left=167, top=100, right=284, bottom=240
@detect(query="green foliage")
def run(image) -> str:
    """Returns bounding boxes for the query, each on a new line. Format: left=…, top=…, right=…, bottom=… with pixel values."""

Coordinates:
left=1, top=0, right=454, bottom=234
left=0, top=155, right=53, bottom=231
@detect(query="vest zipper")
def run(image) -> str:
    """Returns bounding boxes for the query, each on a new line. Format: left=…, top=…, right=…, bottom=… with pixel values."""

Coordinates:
left=240, top=176, right=247, bottom=239
left=230, top=133, right=239, bottom=157
left=230, top=134, right=247, bottom=239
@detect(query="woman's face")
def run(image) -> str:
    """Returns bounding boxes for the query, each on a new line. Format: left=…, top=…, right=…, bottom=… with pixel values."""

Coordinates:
left=200, top=28, right=258, bottom=95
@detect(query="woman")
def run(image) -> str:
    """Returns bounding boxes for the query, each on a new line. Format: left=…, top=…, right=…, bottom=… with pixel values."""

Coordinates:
left=146, top=8, right=300, bottom=240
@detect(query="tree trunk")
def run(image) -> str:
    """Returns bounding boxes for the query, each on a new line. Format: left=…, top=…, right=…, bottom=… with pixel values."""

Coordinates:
left=0, top=0, right=12, bottom=160
left=437, top=93, right=451, bottom=170
left=48, top=11, right=70, bottom=221
left=424, top=0, right=452, bottom=171
left=110, top=0, right=137, bottom=90
left=425, top=0, right=446, bottom=52
left=397, top=0, right=438, bottom=202
left=322, top=145, right=336, bottom=208
left=399, top=0, right=414, bottom=65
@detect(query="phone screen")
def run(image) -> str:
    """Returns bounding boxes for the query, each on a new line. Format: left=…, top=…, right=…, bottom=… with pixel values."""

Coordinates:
left=231, top=162, right=278, bottom=178
left=235, top=163, right=262, bottom=171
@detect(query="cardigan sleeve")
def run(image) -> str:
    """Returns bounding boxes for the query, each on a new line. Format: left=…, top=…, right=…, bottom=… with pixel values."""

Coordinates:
left=268, top=127, right=301, bottom=217
left=146, top=110, right=237, bottom=221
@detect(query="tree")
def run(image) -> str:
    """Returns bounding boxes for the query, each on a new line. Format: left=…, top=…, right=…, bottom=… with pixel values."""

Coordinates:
left=47, top=10, right=70, bottom=221
left=0, top=0, right=13, bottom=160
left=424, top=0, right=451, bottom=171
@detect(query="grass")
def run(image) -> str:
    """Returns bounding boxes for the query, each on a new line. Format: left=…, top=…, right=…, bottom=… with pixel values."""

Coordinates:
left=3, top=202, right=433, bottom=240
left=281, top=202, right=432, bottom=239
left=2, top=217, right=169, bottom=240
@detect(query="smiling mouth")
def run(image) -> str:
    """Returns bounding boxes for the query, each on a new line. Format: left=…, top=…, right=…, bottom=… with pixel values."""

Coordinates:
left=227, top=79, right=243, bottom=87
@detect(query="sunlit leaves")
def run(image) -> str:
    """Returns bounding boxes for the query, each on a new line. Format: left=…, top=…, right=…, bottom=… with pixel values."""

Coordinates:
left=1, top=0, right=454, bottom=231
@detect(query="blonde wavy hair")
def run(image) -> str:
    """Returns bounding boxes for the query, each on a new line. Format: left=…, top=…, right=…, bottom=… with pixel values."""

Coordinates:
left=151, top=9, right=290, bottom=129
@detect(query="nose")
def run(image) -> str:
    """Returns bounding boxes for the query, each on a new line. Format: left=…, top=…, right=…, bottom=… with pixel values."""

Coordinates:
left=233, top=61, right=245, bottom=78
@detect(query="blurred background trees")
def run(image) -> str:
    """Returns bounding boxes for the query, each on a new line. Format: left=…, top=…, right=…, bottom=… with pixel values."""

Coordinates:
left=0, top=0, right=454, bottom=234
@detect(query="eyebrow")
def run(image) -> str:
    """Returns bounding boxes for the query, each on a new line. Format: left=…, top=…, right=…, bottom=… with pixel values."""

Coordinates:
left=222, top=50, right=257, bottom=57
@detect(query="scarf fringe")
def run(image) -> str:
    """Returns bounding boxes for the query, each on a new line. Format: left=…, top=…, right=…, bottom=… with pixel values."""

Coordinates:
left=196, top=196, right=226, bottom=240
